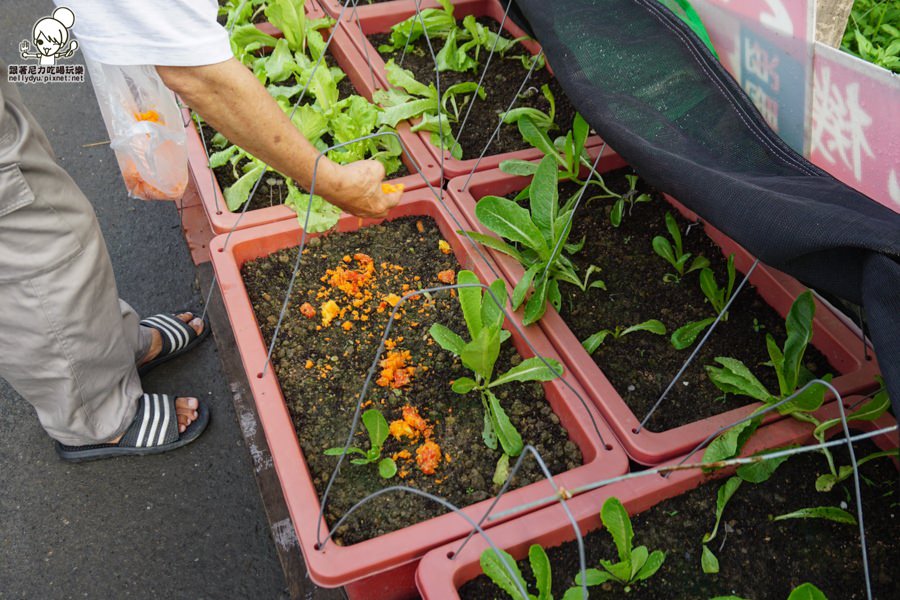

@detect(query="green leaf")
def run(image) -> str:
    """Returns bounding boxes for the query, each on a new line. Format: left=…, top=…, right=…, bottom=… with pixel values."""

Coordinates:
left=429, top=323, right=466, bottom=356
left=490, top=357, right=563, bottom=388
left=563, top=586, right=589, bottom=600
left=362, top=409, right=389, bottom=452
left=208, top=146, right=239, bottom=169
left=518, top=117, right=564, bottom=165
left=787, top=582, right=829, bottom=600
left=736, top=449, right=791, bottom=483
left=782, top=291, right=816, bottom=393
left=530, top=155, right=561, bottom=240
left=629, top=545, right=649, bottom=580
left=482, top=411, right=497, bottom=450
left=460, top=230, right=525, bottom=264
left=480, top=548, right=528, bottom=600
left=703, top=418, right=760, bottom=464
left=664, top=211, right=682, bottom=254
left=451, top=376, right=477, bottom=394
left=378, top=457, right=397, bottom=479
left=601, top=497, right=633, bottom=563
left=462, top=327, right=500, bottom=381
left=475, top=196, right=549, bottom=258
left=492, top=452, right=510, bottom=486
left=284, top=184, right=341, bottom=233
left=457, top=270, right=484, bottom=340
left=487, top=390, right=524, bottom=456
left=523, top=278, right=549, bottom=325
left=481, top=279, right=508, bottom=333
left=610, top=198, right=625, bottom=227
left=265, top=0, right=307, bottom=52
left=599, top=558, right=632, bottom=583
left=500, top=159, right=540, bottom=176
left=773, top=506, right=857, bottom=525
left=575, top=568, right=614, bottom=586
left=582, top=330, right=612, bottom=355
left=701, top=545, right=719, bottom=574
left=224, top=162, right=266, bottom=212
left=652, top=236, right=677, bottom=270
left=634, top=549, right=665, bottom=581
left=766, top=333, right=787, bottom=395
left=778, top=374, right=832, bottom=415
left=813, top=389, right=891, bottom=438
left=572, top=113, right=589, bottom=166
left=706, top=357, right=772, bottom=402
left=621, top=319, right=667, bottom=337
left=687, top=255, right=710, bottom=274
left=671, top=317, right=716, bottom=350
left=383, top=59, right=437, bottom=99
left=512, top=264, right=540, bottom=310
left=529, top=545, right=552, bottom=600
left=378, top=97, right=439, bottom=128
left=699, top=267, right=724, bottom=313
left=323, top=446, right=366, bottom=457
left=702, top=476, right=742, bottom=544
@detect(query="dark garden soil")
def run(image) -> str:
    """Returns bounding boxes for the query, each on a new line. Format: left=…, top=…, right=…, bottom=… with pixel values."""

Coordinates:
left=371, top=17, right=580, bottom=159
left=201, top=51, right=409, bottom=214
left=242, top=216, right=582, bottom=545
left=500, top=171, right=832, bottom=433
left=461, top=441, right=899, bottom=599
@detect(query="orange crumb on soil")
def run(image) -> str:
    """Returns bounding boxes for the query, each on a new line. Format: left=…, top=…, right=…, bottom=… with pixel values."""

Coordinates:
left=299, top=302, right=316, bottom=319
left=304, top=359, right=314, bottom=369
left=437, top=270, right=455, bottom=284
left=416, top=441, right=442, bottom=475
left=438, top=240, right=452, bottom=254
left=415, top=220, right=425, bottom=233
left=341, top=321, right=353, bottom=331
left=320, top=300, right=340, bottom=327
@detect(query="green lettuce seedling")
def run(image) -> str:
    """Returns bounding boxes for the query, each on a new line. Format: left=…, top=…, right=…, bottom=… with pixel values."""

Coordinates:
left=671, top=254, right=737, bottom=350
left=608, top=174, right=653, bottom=228
left=429, top=271, right=562, bottom=456
left=480, top=544, right=553, bottom=600
left=324, top=408, right=396, bottom=479
left=652, top=211, right=709, bottom=282
left=581, top=320, right=667, bottom=355
left=567, top=497, right=665, bottom=595
left=466, top=154, right=606, bottom=325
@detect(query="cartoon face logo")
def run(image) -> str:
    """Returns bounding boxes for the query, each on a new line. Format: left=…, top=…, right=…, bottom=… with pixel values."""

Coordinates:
left=19, top=7, right=79, bottom=66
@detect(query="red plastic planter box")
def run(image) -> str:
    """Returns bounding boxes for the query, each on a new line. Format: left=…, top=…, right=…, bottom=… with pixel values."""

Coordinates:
left=208, top=188, right=629, bottom=598
left=186, top=23, right=441, bottom=235
left=446, top=159, right=882, bottom=465
left=316, top=0, right=479, bottom=20
left=334, top=0, right=605, bottom=179
left=415, top=401, right=899, bottom=599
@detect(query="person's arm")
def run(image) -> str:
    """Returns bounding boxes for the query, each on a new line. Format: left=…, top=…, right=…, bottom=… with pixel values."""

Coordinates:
left=156, top=58, right=401, bottom=218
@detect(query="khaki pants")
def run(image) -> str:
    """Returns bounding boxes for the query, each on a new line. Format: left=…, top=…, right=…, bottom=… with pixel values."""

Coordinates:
left=0, top=71, right=150, bottom=445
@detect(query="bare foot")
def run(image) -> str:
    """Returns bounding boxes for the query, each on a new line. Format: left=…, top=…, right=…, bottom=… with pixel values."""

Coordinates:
left=139, top=312, right=204, bottom=366
left=109, top=396, right=200, bottom=443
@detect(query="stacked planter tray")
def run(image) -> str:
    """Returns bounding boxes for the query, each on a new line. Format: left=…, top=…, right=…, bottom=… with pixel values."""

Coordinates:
left=334, top=0, right=606, bottom=179
left=187, top=12, right=441, bottom=234
left=414, top=400, right=899, bottom=599
left=208, top=188, right=629, bottom=599
left=446, top=155, right=882, bottom=465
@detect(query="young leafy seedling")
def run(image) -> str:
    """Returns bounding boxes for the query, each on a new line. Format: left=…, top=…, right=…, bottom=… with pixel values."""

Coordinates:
left=700, top=448, right=791, bottom=573
left=609, top=174, right=653, bottom=228
left=581, top=320, right=667, bottom=355
left=480, top=544, right=553, bottom=600
left=324, top=408, right=397, bottom=479
left=670, top=254, right=737, bottom=350
left=566, top=497, right=665, bottom=595
left=466, top=154, right=606, bottom=325
left=429, top=271, right=563, bottom=456
left=652, top=212, right=709, bottom=282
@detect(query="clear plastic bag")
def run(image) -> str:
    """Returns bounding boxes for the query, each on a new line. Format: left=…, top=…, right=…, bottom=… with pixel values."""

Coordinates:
left=85, top=58, right=188, bottom=200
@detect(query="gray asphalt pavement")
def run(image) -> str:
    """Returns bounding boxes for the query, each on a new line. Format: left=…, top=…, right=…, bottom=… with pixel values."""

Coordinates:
left=0, top=2, right=287, bottom=597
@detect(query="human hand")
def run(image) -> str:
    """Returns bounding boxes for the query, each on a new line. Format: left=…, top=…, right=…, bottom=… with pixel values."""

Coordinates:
left=332, top=160, right=403, bottom=218
left=19, top=40, right=29, bottom=57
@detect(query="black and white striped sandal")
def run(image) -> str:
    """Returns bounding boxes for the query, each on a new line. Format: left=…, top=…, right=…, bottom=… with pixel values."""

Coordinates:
left=56, top=393, right=210, bottom=462
left=138, top=310, right=210, bottom=376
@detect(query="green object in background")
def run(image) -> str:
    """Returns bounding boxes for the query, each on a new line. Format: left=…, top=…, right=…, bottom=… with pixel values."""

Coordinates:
left=840, top=0, right=900, bottom=74
left=657, top=0, right=720, bottom=60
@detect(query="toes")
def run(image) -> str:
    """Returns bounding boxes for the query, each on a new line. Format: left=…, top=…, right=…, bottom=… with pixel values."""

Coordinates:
left=175, top=396, right=199, bottom=411
left=189, top=317, right=204, bottom=336
left=177, top=312, right=194, bottom=323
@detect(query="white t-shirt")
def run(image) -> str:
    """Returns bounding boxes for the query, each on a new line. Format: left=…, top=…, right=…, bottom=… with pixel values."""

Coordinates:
left=54, top=0, right=232, bottom=66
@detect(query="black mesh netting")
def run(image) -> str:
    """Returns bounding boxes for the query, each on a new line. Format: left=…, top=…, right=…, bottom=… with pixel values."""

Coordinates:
left=512, top=0, right=900, bottom=414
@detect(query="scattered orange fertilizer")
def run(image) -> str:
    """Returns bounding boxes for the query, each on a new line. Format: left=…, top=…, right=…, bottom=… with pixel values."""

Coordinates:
left=416, top=441, right=442, bottom=475
left=133, top=109, right=161, bottom=123
left=438, top=240, right=452, bottom=254
left=437, top=269, right=456, bottom=284
left=320, top=300, right=340, bottom=327
left=376, top=350, right=416, bottom=388
left=389, top=419, right=417, bottom=441
left=299, top=302, right=316, bottom=319
left=381, top=182, right=405, bottom=194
